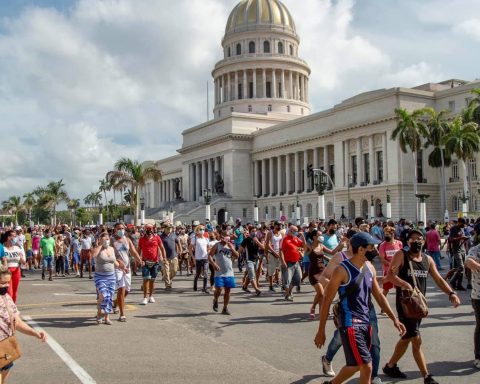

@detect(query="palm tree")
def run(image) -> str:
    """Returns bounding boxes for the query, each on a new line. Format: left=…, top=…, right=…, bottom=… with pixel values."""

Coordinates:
left=99, top=178, right=111, bottom=221
left=23, top=192, right=36, bottom=225
left=443, top=115, right=480, bottom=213
left=84, top=191, right=102, bottom=209
left=107, top=158, right=162, bottom=225
left=67, top=199, right=81, bottom=226
left=392, top=108, right=429, bottom=221
left=423, top=108, right=451, bottom=217
left=1, top=196, right=24, bottom=225
left=34, top=180, right=69, bottom=225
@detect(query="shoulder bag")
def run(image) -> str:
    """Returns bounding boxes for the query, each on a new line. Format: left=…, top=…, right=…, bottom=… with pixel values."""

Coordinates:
left=399, top=255, right=429, bottom=319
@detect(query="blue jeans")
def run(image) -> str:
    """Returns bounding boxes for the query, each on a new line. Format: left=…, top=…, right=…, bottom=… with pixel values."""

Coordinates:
left=429, top=251, right=442, bottom=269
left=285, top=262, right=301, bottom=289
left=325, top=306, right=380, bottom=378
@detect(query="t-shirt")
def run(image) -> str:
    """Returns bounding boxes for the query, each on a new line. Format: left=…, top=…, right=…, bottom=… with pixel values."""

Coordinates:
left=379, top=240, right=403, bottom=274
left=25, top=233, right=32, bottom=251
left=32, top=235, right=40, bottom=251
left=72, top=238, right=81, bottom=254
left=0, top=294, right=18, bottom=342
left=3, top=246, right=24, bottom=268
left=80, top=236, right=93, bottom=250
left=449, top=225, right=466, bottom=254
left=467, top=246, right=480, bottom=300
left=425, top=229, right=441, bottom=252
left=214, top=243, right=234, bottom=277
left=113, top=237, right=130, bottom=268
left=322, top=233, right=339, bottom=251
left=192, top=236, right=209, bottom=260
left=138, top=235, right=162, bottom=262
left=40, top=237, right=55, bottom=257
left=234, top=227, right=245, bottom=247
left=160, top=233, right=178, bottom=260
left=281, top=235, right=303, bottom=263
left=241, top=237, right=259, bottom=262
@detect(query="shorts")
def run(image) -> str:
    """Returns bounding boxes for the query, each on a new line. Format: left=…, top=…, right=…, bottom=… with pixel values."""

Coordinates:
left=81, top=249, right=92, bottom=262
left=214, top=276, right=236, bottom=289
left=267, top=254, right=280, bottom=277
left=0, top=362, right=13, bottom=372
left=116, top=270, right=132, bottom=292
left=33, top=249, right=39, bottom=256
left=142, top=263, right=159, bottom=280
left=399, top=316, right=422, bottom=339
left=26, top=250, right=33, bottom=259
left=339, top=325, right=372, bottom=366
left=42, top=256, right=53, bottom=270
left=73, top=252, right=80, bottom=264
left=246, top=260, right=258, bottom=280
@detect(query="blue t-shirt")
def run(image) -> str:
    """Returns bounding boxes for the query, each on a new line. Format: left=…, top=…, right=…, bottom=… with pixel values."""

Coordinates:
left=0, top=243, right=4, bottom=259
left=234, top=227, right=244, bottom=247
left=322, top=233, right=339, bottom=251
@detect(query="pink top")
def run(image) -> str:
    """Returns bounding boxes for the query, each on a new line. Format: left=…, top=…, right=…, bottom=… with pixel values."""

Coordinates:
left=0, top=294, right=18, bottom=342
left=379, top=240, right=403, bottom=273
left=32, top=235, right=41, bottom=251
left=426, top=229, right=441, bottom=252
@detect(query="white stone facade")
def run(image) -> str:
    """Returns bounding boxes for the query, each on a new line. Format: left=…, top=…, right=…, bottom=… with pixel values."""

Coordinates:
left=143, top=0, right=480, bottom=224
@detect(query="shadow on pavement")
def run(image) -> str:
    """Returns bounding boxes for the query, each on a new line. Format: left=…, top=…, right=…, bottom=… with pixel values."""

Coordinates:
left=133, top=312, right=211, bottom=320
left=31, top=316, right=96, bottom=329
left=218, top=312, right=311, bottom=327
left=290, top=374, right=323, bottom=384
left=403, top=360, right=478, bottom=377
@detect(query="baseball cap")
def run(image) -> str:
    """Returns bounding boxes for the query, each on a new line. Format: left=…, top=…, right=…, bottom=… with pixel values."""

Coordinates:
left=350, top=232, right=380, bottom=248
left=407, top=229, right=424, bottom=239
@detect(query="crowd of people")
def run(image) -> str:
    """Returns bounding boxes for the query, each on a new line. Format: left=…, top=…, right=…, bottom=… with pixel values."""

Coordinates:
left=0, top=215, right=479, bottom=383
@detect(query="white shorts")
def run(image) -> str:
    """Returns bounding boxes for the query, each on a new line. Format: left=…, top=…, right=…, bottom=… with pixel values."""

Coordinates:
left=115, top=270, right=132, bottom=292
left=267, top=254, right=280, bottom=277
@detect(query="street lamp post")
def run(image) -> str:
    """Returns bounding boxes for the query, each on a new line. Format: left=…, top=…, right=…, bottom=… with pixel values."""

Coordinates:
left=370, top=195, right=375, bottom=221
left=295, top=195, right=301, bottom=226
left=204, top=188, right=212, bottom=222
left=312, top=168, right=336, bottom=219
left=314, top=171, right=328, bottom=220
left=224, top=204, right=228, bottom=225
left=416, top=194, right=430, bottom=224
left=254, top=199, right=259, bottom=224
left=458, top=191, right=469, bottom=218
left=99, top=202, right=103, bottom=225
left=386, top=188, right=392, bottom=220
left=279, top=202, right=284, bottom=221
left=140, top=197, right=145, bottom=225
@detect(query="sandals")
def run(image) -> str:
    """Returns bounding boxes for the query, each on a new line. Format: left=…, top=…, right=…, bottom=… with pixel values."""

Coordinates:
left=118, top=316, right=127, bottom=322
left=96, top=316, right=104, bottom=324
left=104, top=319, right=112, bottom=325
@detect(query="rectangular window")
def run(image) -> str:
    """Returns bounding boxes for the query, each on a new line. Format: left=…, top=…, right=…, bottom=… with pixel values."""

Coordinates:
left=278, top=82, right=282, bottom=98
left=448, top=100, right=455, bottom=112
left=363, top=153, right=370, bottom=184
left=238, top=84, right=243, bottom=100
left=330, top=164, right=335, bottom=185
left=242, top=208, right=247, bottom=218
left=452, top=160, right=459, bottom=179
left=351, top=155, right=357, bottom=185
left=377, top=151, right=383, bottom=183
left=470, top=159, right=477, bottom=179
left=417, top=150, right=424, bottom=183
left=249, top=82, right=253, bottom=99
left=266, top=82, right=272, bottom=98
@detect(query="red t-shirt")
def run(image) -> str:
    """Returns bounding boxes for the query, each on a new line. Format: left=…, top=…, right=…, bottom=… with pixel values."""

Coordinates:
left=281, top=235, right=303, bottom=263
left=425, top=229, right=440, bottom=252
left=138, top=235, right=162, bottom=262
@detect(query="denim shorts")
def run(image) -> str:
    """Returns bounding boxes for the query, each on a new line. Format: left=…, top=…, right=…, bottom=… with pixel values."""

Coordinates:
left=214, top=276, right=236, bottom=289
left=142, top=262, right=159, bottom=280
left=26, top=250, right=33, bottom=259
left=246, top=260, right=258, bottom=280
left=42, top=256, right=53, bottom=270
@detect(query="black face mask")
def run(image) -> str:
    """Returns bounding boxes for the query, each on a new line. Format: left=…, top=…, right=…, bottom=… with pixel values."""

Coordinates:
left=409, top=241, right=423, bottom=253
left=0, top=287, right=8, bottom=296
left=384, top=236, right=392, bottom=242
left=146, top=230, right=153, bottom=236
left=329, top=229, right=335, bottom=235
left=365, top=249, right=378, bottom=261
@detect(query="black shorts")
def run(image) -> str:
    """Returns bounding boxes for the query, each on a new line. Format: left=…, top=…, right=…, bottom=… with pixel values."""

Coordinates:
left=399, top=316, right=422, bottom=339
left=339, top=325, right=372, bottom=366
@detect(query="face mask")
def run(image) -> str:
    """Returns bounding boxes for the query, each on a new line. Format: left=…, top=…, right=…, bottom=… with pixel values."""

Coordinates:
left=409, top=241, right=423, bottom=253
left=146, top=230, right=153, bottom=236
left=384, top=236, right=392, bottom=242
left=116, top=229, right=125, bottom=238
left=320, top=227, right=326, bottom=232
left=199, top=230, right=205, bottom=235
left=365, top=249, right=378, bottom=261
left=293, top=231, right=299, bottom=237
left=318, top=236, right=325, bottom=243
left=11, top=237, right=18, bottom=245
left=223, top=236, right=230, bottom=243
left=103, top=239, right=110, bottom=248
left=0, top=287, right=8, bottom=296
left=329, top=229, right=335, bottom=235
left=419, top=226, right=424, bottom=230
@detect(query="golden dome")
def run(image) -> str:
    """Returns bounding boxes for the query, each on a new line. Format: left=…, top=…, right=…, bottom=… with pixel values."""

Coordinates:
left=225, top=0, right=296, bottom=35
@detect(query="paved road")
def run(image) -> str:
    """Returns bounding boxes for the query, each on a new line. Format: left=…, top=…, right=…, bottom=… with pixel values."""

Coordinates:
left=10, top=263, right=480, bottom=384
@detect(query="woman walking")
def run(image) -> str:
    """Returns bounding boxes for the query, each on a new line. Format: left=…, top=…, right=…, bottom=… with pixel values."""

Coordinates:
left=0, top=231, right=25, bottom=303
left=54, top=233, right=67, bottom=277
left=93, top=233, right=122, bottom=325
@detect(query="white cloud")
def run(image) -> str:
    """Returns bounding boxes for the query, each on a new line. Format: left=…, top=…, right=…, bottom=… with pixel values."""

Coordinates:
left=454, top=18, right=480, bottom=41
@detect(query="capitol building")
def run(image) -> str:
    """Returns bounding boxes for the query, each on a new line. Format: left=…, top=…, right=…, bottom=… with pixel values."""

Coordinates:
left=143, top=0, right=480, bottom=225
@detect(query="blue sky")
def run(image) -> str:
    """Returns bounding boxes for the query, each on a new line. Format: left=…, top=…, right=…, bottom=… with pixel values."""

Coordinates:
left=0, top=0, right=479, bottom=202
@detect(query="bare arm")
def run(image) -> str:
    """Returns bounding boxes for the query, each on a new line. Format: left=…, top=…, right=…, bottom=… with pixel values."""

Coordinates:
left=15, top=315, right=47, bottom=341
left=384, top=250, right=412, bottom=290
left=127, top=238, right=142, bottom=265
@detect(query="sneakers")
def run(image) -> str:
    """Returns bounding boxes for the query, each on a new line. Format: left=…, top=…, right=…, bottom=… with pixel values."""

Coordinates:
left=269, top=286, right=275, bottom=292
left=321, top=356, right=335, bottom=377
left=222, top=308, right=231, bottom=315
left=424, top=375, right=439, bottom=384
left=141, top=298, right=148, bottom=305
left=371, top=377, right=383, bottom=384
left=148, top=296, right=155, bottom=303
left=213, top=299, right=218, bottom=312
left=284, top=294, right=293, bottom=301
left=383, top=363, right=407, bottom=379
left=242, top=287, right=252, bottom=294
left=474, top=359, right=480, bottom=369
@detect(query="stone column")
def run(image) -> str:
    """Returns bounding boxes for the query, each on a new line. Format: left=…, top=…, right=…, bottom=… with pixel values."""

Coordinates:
left=243, top=70, right=248, bottom=100
left=277, top=156, right=282, bottom=195
left=296, top=73, right=300, bottom=100
left=189, top=164, right=195, bottom=201
left=294, top=151, right=300, bottom=193
left=269, top=157, right=275, bottom=196
left=382, top=132, right=388, bottom=183
left=214, top=79, right=218, bottom=105
left=306, top=77, right=309, bottom=103
left=262, top=68, right=266, bottom=98
left=356, top=138, right=362, bottom=184
left=324, top=146, right=329, bottom=176
left=235, top=71, right=239, bottom=100
left=369, top=135, right=374, bottom=184
left=286, top=154, right=291, bottom=194
left=344, top=140, right=349, bottom=187
left=261, top=159, right=267, bottom=197
left=281, top=69, right=286, bottom=99
left=303, top=149, right=309, bottom=192
left=252, top=69, right=257, bottom=98
left=195, top=162, right=201, bottom=200
left=303, top=76, right=307, bottom=102
left=272, top=69, right=277, bottom=99
left=254, top=161, right=259, bottom=197
left=227, top=72, right=231, bottom=102
left=289, top=71, right=293, bottom=99
left=313, top=147, right=319, bottom=170
left=207, top=159, right=212, bottom=190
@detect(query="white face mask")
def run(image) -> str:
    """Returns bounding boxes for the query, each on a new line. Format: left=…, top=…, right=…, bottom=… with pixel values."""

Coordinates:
left=318, top=236, right=325, bottom=243
left=103, top=239, right=110, bottom=248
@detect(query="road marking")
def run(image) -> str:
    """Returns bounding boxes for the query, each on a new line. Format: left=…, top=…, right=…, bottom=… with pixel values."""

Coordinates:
left=23, top=316, right=97, bottom=384
left=54, top=293, right=96, bottom=297
left=23, top=304, right=137, bottom=318
left=32, top=283, right=72, bottom=286
left=18, top=300, right=93, bottom=308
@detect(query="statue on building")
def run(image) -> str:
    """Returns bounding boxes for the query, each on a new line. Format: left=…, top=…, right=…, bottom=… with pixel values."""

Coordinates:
left=174, top=178, right=182, bottom=200
left=214, top=171, right=225, bottom=194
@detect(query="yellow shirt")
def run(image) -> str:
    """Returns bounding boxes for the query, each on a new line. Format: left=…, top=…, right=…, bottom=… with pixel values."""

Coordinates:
left=25, top=233, right=32, bottom=250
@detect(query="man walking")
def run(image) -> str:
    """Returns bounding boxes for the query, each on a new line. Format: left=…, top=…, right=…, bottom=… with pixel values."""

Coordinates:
left=160, top=223, right=181, bottom=289
left=281, top=225, right=304, bottom=301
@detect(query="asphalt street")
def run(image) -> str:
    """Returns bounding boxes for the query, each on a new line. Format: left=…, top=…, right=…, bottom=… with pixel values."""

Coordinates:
left=10, top=260, right=480, bottom=384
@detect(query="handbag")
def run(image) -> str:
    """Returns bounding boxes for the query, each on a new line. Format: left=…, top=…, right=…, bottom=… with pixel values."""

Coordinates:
left=0, top=297, right=22, bottom=369
left=332, top=266, right=366, bottom=328
left=399, top=257, right=429, bottom=320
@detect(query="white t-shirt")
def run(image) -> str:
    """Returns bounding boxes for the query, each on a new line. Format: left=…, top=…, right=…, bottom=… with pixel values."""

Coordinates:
left=80, top=236, right=93, bottom=250
left=3, top=246, right=25, bottom=268
left=192, top=236, right=209, bottom=260
left=467, top=245, right=480, bottom=300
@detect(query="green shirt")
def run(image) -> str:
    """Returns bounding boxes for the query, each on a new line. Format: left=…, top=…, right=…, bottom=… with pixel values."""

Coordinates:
left=40, top=237, right=55, bottom=257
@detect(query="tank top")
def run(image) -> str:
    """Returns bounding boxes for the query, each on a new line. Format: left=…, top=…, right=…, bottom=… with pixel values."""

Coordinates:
left=338, top=259, right=373, bottom=327
left=308, top=248, right=325, bottom=278
left=271, top=232, right=282, bottom=253
left=214, top=243, right=234, bottom=277
left=95, top=248, right=116, bottom=274
left=396, top=251, right=429, bottom=314
left=113, top=237, right=130, bottom=268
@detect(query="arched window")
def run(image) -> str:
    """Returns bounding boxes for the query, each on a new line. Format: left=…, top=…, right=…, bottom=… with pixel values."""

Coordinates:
left=289, top=44, right=294, bottom=55
left=361, top=199, right=369, bottom=219
left=375, top=199, right=382, bottom=217
left=227, top=47, right=231, bottom=57
left=278, top=42, right=284, bottom=54
left=236, top=43, right=242, bottom=55
left=249, top=41, right=255, bottom=54
left=264, top=40, right=270, bottom=53
left=349, top=200, right=356, bottom=220
left=248, top=105, right=252, bottom=112
left=452, top=196, right=459, bottom=212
